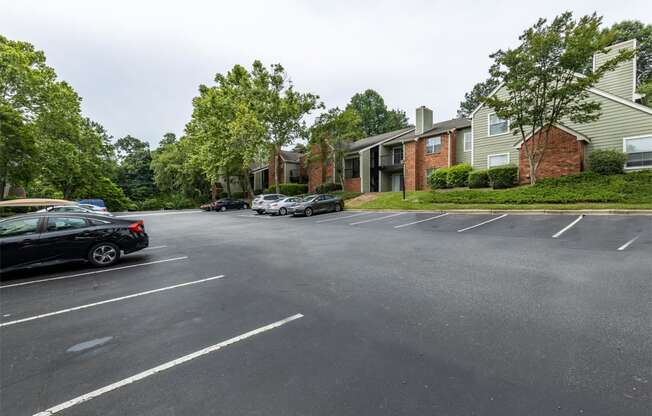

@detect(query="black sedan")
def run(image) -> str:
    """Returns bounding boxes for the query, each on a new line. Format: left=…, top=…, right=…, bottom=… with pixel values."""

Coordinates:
left=292, top=194, right=343, bottom=217
left=211, top=198, right=249, bottom=212
left=0, top=212, right=149, bottom=272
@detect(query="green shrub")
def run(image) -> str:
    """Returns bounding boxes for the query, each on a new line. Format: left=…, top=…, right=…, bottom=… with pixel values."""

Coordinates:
left=264, top=183, right=309, bottom=195
left=588, top=149, right=627, bottom=175
left=315, top=182, right=342, bottom=193
left=446, top=163, right=473, bottom=187
left=428, top=168, right=449, bottom=189
left=488, top=165, right=518, bottom=189
left=231, top=191, right=245, bottom=199
left=136, top=194, right=198, bottom=211
left=253, top=189, right=263, bottom=195
left=468, top=169, right=489, bottom=188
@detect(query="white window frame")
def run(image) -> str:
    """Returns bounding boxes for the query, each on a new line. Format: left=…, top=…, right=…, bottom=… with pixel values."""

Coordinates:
left=623, top=134, right=652, bottom=170
left=487, top=152, right=510, bottom=168
left=425, top=136, right=442, bottom=154
left=487, top=112, right=509, bottom=137
left=463, top=131, right=472, bottom=152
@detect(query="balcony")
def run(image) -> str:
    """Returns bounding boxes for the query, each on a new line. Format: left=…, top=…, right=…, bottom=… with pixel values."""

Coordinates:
left=380, top=154, right=403, bottom=172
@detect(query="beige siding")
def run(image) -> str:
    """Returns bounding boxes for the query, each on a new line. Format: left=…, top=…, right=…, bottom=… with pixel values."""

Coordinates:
left=594, top=39, right=636, bottom=101
left=455, top=127, right=472, bottom=165
left=471, top=85, right=652, bottom=170
left=360, top=148, right=370, bottom=192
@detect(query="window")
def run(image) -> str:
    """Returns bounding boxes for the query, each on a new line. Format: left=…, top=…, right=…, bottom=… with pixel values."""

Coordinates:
left=392, top=147, right=403, bottom=165
left=0, top=218, right=40, bottom=237
left=425, top=168, right=436, bottom=183
left=624, top=136, right=652, bottom=168
left=425, top=136, right=442, bottom=154
left=90, top=219, right=111, bottom=226
left=345, top=157, right=360, bottom=179
left=487, top=153, right=510, bottom=168
left=46, top=217, right=88, bottom=231
left=463, top=132, right=473, bottom=152
left=488, top=113, right=509, bottom=136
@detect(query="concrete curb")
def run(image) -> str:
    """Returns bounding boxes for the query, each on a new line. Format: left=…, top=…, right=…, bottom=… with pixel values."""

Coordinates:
left=345, top=208, right=652, bottom=216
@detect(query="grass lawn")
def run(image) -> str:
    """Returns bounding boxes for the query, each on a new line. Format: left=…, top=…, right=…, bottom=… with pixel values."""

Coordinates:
left=347, top=171, right=652, bottom=211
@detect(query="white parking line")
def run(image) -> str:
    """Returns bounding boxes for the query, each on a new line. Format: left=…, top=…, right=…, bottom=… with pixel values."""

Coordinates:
left=315, top=212, right=371, bottom=223
left=350, top=212, right=404, bottom=226
left=552, top=215, right=584, bottom=238
left=236, top=214, right=272, bottom=219
left=617, top=235, right=640, bottom=251
left=457, top=214, right=508, bottom=233
left=116, top=211, right=202, bottom=218
left=0, top=275, right=224, bottom=328
left=394, top=213, right=449, bottom=229
left=32, top=313, right=303, bottom=416
left=0, top=257, right=189, bottom=289
left=143, top=245, right=167, bottom=251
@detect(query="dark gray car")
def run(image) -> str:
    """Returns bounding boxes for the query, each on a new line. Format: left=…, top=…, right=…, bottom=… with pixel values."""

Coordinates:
left=292, top=194, right=343, bottom=217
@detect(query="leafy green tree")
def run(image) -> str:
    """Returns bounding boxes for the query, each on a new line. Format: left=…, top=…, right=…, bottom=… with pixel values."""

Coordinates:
left=457, top=77, right=500, bottom=118
left=604, top=20, right=652, bottom=106
left=115, top=135, right=157, bottom=200
left=345, top=89, right=408, bottom=136
left=0, top=102, right=36, bottom=196
left=308, top=107, right=364, bottom=185
left=484, top=12, right=634, bottom=184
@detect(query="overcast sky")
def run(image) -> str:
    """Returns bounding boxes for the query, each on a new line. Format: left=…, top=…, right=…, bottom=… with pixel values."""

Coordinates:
left=2, top=1, right=651, bottom=147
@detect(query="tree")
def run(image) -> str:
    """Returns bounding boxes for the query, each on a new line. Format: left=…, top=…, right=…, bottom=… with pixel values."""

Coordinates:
left=604, top=20, right=652, bottom=106
left=0, top=102, right=36, bottom=196
left=308, top=108, right=364, bottom=185
left=251, top=61, right=321, bottom=193
left=345, top=89, right=408, bottom=136
left=484, top=12, right=634, bottom=185
left=151, top=135, right=209, bottom=200
left=457, top=77, right=500, bottom=118
left=115, top=135, right=157, bottom=200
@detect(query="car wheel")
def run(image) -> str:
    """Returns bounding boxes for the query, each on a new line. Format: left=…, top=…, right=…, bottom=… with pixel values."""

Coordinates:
left=304, top=207, right=313, bottom=217
left=334, top=203, right=342, bottom=212
left=88, top=243, right=120, bottom=267
left=220, top=206, right=227, bottom=212
left=279, top=207, right=287, bottom=216
left=244, top=203, right=249, bottom=209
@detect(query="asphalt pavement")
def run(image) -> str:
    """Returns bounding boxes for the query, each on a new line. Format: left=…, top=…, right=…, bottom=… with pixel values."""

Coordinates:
left=1, top=209, right=650, bottom=415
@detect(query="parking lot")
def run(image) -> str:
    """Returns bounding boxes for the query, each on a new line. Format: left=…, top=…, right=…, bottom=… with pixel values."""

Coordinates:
left=1, top=209, right=650, bottom=415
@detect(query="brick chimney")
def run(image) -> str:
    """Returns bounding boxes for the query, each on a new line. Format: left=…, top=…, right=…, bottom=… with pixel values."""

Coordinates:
left=415, top=106, right=433, bottom=135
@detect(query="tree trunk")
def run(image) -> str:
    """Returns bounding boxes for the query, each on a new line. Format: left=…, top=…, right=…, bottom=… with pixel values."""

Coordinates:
left=242, top=168, right=254, bottom=201
left=211, top=182, right=218, bottom=201
left=225, top=175, right=231, bottom=197
left=529, top=160, right=537, bottom=185
left=274, top=148, right=280, bottom=194
left=0, top=178, right=6, bottom=200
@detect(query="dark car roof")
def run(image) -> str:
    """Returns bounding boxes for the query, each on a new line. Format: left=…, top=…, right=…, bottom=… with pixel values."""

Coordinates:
left=0, top=212, right=130, bottom=223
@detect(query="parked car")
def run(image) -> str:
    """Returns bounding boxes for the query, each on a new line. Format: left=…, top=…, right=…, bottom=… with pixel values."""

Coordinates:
left=266, top=196, right=303, bottom=216
left=78, top=203, right=109, bottom=213
left=37, top=205, right=113, bottom=217
left=212, top=198, right=249, bottom=212
left=0, top=212, right=149, bottom=272
left=200, top=202, right=214, bottom=211
left=78, top=199, right=106, bottom=209
left=252, top=194, right=286, bottom=214
left=292, top=194, right=343, bottom=217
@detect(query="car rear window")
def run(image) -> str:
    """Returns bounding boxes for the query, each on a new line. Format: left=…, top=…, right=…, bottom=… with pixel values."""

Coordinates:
left=46, top=217, right=88, bottom=231
left=264, top=195, right=277, bottom=200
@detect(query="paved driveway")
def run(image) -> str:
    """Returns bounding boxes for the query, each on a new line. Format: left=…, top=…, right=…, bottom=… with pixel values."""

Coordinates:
left=1, top=210, right=650, bottom=415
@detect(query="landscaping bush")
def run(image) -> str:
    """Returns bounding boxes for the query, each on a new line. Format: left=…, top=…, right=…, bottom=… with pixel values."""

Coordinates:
left=253, top=189, right=263, bottom=195
left=446, top=163, right=473, bottom=187
left=136, top=194, right=198, bottom=211
left=428, top=168, right=450, bottom=189
left=231, top=191, right=245, bottom=199
left=588, top=149, right=628, bottom=175
left=488, top=165, right=518, bottom=189
left=315, top=182, right=342, bottom=193
left=468, top=169, right=489, bottom=188
left=264, top=183, right=309, bottom=195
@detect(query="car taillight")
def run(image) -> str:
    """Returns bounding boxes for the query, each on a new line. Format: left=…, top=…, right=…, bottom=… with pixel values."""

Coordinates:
left=128, top=220, right=145, bottom=233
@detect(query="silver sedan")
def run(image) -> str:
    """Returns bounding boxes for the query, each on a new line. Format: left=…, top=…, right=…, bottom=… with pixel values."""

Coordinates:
left=265, top=197, right=303, bottom=216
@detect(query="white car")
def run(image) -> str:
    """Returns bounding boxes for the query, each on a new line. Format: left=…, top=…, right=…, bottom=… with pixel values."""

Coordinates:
left=37, top=205, right=114, bottom=217
left=78, top=203, right=110, bottom=213
left=252, top=194, right=286, bottom=215
left=266, top=197, right=303, bottom=216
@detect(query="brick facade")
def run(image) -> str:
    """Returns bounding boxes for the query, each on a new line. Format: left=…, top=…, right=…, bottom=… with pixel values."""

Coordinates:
left=308, top=144, right=334, bottom=192
left=343, top=177, right=360, bottom=192
left=404, top=132, right=454, bottom=191
left=518, top=126, right=585, bottom=184
left=267, top=154, right=284, bottom=187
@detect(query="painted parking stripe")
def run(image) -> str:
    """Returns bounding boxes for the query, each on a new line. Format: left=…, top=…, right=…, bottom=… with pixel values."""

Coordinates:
left=143, top=245, right=167, bottom=251
left=552, top=215, right=584, bottom=238
left=617, top=235, right=640, bottom=251
left=457, top=214, right=508, bottom=233
left=0, top=257, right=189, bottom=290
left=350, top=212, right=404, bottom=226
left=315, top=212, right=371, bottom=223
left=32, top=313, right=303, bottom=416
left=394, top=213, right=449, bottom=229
left=116, top=211, right=202, bottom=218
left=0, top=275, right=224, bottom=328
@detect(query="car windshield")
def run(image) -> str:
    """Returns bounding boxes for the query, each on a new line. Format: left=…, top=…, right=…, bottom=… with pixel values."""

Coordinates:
left=302, top=195, right=317, bottom=202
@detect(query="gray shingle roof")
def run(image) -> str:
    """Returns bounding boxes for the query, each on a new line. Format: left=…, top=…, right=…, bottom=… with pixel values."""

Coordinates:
left=383, top=118, right=471, bottom=145
left=346, top=127, right=415, bottom=153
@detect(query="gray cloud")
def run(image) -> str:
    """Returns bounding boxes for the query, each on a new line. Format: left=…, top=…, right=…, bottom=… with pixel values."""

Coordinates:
left=2, top=0, right=650, bottom=147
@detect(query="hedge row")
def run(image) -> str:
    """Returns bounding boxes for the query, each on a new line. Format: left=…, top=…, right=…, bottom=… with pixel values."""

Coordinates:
left=429, top=163, right=518, bottom=190
left=263, top=183, right=309, bottom=196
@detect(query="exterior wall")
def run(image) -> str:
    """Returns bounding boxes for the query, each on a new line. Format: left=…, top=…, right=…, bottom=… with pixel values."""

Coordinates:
left=455, top=127, right=472, bottom=165
left=343, top=177, right=361, bottom=192
left=360, top=148, right=371, bottom=192
left=518, top=126, right=585, bottom=184
left=593, top=39, right=636, bottom=101
left=472, top=86, right=652, bottom=172
left=403, top=133, right=454, bottom=191
left=404, top=141, right=417, bottom=191
left=308, top=144, right=334, bottom=192
left=267, top=154, right=284, bottom=187
left=253, top=170, right=265, bottom=190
